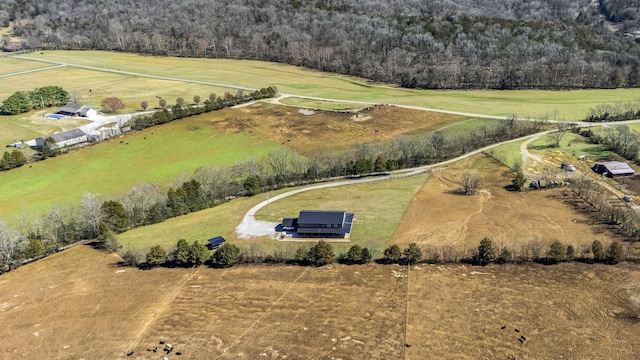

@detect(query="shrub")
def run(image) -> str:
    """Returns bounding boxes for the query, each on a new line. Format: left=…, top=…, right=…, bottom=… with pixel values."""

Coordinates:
left=606, top=240, right=626, bottom=264
left=210, top=243, right=241, bottom=267
left=146, top=245, right=167, bottom=266
left=547, top=241, right=566, bottom=264
left=306, top=240, right=334, bottom=267
left=382, top=244, right=402, bottom=264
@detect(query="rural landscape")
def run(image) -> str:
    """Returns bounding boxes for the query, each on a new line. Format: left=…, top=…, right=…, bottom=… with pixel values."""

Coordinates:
left=3, top=1, right=640, bottom=359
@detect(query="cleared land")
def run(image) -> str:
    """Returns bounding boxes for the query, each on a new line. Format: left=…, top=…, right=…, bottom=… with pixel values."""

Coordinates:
left=11, top=51, right=640, bottom=120
left=391, top=155, right=628, bottom=252
left=0, top=108, right=285, bottom=219
left=234, top=103, right=462, bottom=155
left=2, top=246, right=639, bottom=359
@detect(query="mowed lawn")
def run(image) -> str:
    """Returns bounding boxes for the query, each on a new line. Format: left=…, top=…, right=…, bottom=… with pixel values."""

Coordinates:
left=118, top=174, right=428, bottom=255
left=0, top=112, right=284, bottom=219
left=14, top=50, right=640, bottom=120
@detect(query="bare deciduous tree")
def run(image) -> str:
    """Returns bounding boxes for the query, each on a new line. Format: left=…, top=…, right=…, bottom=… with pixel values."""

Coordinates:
left=460, top=172, right=481, bottom=195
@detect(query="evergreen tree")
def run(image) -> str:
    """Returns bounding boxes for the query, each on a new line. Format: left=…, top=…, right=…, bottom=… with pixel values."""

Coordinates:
left=101, top=200, right=131, bottom=233
left=606, top=240, right=626, bottom=264
left=24, top=238, right=46, bottom=258
left=547, top=240, right=566, bottom=264
left=403, top=243, right=422, bottom=264
left=592, top=240, right=605, bottom=262
left=1, top=91, right=33, bottom=115
left=146, top=245, right=167, bottom=266
left=474, top=237, right=496, bottom=265
left=307, top=240, right=334, bottom=266
left=382, top=244, right=402, bottom=264
left=189, top=241, right=209, bottom=266
left=343, top=244, right=372, bottom=264
left=210, top=243, right=241, bottom=267
left=172, top=238, right=191, bottom=266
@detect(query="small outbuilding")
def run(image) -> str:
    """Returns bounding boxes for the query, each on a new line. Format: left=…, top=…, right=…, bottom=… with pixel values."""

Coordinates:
left=206, top=236, right=226, bottom=249
left=592, top=161, right=636, bottom=177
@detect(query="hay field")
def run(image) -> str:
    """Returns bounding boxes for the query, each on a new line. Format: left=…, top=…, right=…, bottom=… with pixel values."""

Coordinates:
left=0, top=245, right=186, bottom=359
left=390, top=155, right=627, bottom=252
left=15, top=50, right=640, bottom=120
left=2, top=246, right=640, bottom=359
left=0, top=108, right=284, bottom=219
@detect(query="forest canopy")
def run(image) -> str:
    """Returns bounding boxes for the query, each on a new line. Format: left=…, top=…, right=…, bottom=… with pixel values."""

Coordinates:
left=2, top=0, right=640, bottom=90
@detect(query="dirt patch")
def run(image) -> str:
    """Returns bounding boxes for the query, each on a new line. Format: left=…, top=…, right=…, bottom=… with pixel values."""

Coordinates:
left=391, top=155, right=627, bottom=252
left=210, top=103, right=462, bottom=155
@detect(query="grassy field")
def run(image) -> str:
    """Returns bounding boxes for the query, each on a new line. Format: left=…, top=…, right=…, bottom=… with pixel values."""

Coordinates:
left=0, top=56, right=51, bottom=75
left=10, top=50, right=640, bottom=120
left=276, top=97, right=368, bottom=111
left=0, top=66, right=234, bottom=114
left=119, top=174, right=429, bottom=255
left=2, top=245, right=640, bottom=359
left=486, top=139, right=524, bottom=169
left=0, top=110, right=284, bottom=219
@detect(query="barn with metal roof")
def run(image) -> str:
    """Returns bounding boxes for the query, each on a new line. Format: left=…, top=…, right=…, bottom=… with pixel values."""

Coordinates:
left=281, top=210, right=354, bottom=238
left=592, top=161, right=636, bottom=177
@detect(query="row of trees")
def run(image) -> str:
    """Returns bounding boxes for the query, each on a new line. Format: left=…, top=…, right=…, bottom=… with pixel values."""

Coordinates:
left=0, top=86, right=69, bottom=115
left=130, top=236, right=630, bottom=273
left=585, top=100, right=640, bottom=122
left=130, top=87, right=277, bottom=131
left=471, top=237, right=626, bottom=265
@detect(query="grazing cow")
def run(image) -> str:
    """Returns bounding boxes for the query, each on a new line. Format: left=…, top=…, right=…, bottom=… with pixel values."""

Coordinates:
left=520, top=336, right=527, bottom=341
left=126, top=351, right=134, bottom=356
left=515, top=328, right=520, bottom=333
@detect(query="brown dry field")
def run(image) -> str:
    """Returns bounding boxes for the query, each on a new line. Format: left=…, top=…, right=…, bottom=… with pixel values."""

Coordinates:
left=391, top=155, right=628, bottom=252
left=222, top=103, right=462, bottom=155
left=2, top=246, right=640, bottom=359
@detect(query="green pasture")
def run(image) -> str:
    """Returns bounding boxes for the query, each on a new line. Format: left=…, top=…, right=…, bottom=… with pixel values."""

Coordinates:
left=0, top=111, right=92, bottom=147
left=0, top=66, right=234, bottom=113
left=118, top=173, right=428, bottom=255
left=0, top=113, right=285, bottom=219
left=487, top=140, right=524, bottom=170
left=529, top=132, right=611, bottom=159
left=0, top=56, right=51, bottom=75
left=13, top=50, right=640, bottom=120
left=277, top=97, right=367, bottom=111
left=436, top=117, right=502, bottom=137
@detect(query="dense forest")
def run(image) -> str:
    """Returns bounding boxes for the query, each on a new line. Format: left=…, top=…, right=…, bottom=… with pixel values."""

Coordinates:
left=2, top=0, right=640, bottom=89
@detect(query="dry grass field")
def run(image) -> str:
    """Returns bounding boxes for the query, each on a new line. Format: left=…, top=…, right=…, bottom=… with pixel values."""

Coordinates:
left=391, top=155, right=628, bottom=253
left=234, top=103, right=462, bottom=155
left=2, top=246, right=640, bottom=359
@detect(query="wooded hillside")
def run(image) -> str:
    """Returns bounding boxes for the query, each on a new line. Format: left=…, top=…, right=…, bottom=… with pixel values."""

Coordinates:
left=2, top=0, right=640, bottom=90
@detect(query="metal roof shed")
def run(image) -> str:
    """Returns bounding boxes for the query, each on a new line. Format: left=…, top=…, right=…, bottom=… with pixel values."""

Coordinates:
left=207, top=236, right=226, bottom=249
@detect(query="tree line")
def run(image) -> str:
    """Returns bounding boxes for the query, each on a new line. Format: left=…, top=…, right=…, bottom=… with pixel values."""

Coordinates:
left=0, top=86, right=69, bottom=115
left=120, top=235, right=630, bottom=272
left=0, top=116, right=546, bottom=270
left=585, top=100, right=640, bottom=122
left=3, top=0, right=640, bottom=89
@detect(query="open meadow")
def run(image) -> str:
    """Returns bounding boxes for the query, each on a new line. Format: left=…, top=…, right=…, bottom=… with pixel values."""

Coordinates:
left=8, top=50, right=640, bottom=120
left=1, top=245, right=639, bottom=359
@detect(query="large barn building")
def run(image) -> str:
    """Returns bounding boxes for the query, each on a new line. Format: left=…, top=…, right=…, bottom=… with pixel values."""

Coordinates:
left=592, top=161, right=636, bottom=177
left=33, top=129, right=88, bottom=149
left=281, top=210, right=354, bottom=238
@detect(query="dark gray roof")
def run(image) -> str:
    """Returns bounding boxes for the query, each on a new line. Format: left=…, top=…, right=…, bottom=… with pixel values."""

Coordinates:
left=208, top=236, right=226, bottom=246
left=58, top=103, right=85, bottom=113
left=282, top=218, right=297, bottom=227
left=49, top=129, right=87, bottom=142
left=298, top=210, right=346, bottom=226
